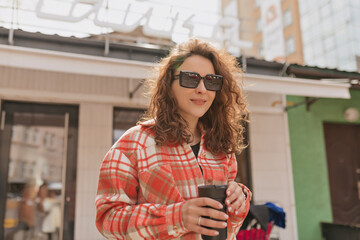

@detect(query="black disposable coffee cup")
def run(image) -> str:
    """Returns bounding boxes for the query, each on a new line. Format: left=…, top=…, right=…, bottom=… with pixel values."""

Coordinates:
left=198, top=184, right=228, bottom=240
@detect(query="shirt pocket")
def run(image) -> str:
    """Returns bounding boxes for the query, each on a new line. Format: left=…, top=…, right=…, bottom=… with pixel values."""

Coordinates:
left=138, top=164, right=184, bottom=205
left=202, top=162, right=228, bottom=185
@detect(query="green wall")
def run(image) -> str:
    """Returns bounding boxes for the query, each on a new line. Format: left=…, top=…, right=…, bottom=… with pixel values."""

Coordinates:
left=286, top=90, right=360, bottom=240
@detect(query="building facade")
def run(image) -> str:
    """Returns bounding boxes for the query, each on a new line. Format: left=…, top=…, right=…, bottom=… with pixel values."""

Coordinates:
left=287, top=90, right=360, bottom=240
left=1, top=1, right=358, bottom=239
left=234, top=0, right=360, bottom=71
left=234, top=0, right=304, bottom=64
left=0, top=27, right=352, bottom=240
left=298, top=0, right=360, bottom=71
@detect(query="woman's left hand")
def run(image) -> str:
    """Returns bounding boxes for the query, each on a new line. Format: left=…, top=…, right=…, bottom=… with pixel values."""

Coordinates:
left=225, top=181, right=248, bottom=215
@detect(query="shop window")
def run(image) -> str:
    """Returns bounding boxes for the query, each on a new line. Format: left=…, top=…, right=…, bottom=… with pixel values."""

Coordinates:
left=283, top=9, right=292, bottom=27
left=254, top=0, right=261, bottom=9
left=286, top=37, right=295, bottom=56
left=113, top=108, right=146, bottom=143
left=256, top=18, right=262, bottom=33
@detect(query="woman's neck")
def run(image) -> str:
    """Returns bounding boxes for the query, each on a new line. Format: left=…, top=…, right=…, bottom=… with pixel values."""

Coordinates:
left=187, top=119, right=201, bottom=145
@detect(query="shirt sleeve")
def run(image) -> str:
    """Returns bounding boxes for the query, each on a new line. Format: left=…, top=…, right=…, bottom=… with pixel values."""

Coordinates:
left=226, top=153, right=252, bottom=239
left=95, top=147, right=189, bottom=240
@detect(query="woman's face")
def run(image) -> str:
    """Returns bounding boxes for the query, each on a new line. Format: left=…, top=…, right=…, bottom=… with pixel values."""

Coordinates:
left=171, top=55, right=216, bottom=125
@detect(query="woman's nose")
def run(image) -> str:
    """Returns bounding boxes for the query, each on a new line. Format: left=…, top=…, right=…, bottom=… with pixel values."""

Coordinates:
left=195, top=79, right=207, bottom=93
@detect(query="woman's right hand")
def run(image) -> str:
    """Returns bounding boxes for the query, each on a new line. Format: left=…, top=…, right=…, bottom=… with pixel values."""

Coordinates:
left=181, top=198, right=229, bottom=236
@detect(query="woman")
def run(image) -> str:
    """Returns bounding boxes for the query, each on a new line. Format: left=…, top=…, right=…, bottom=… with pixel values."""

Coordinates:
left=96, top=38, right=251, bottom=239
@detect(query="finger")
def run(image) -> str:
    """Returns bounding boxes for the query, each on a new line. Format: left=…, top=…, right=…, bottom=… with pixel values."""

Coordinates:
left=226, top=182, right=237, bottom=197
left=235, top=189, right=249, bottom=215
left=199, top=216, right=227, bottom=229
left=192, top=224, right=220, bottom=237
left=226, top=182, right=240, bottom=203
left=199, top=207, right=229, bottom=221
left=243, top=188, right=250, bottom=200
left=240, top=184, right=252, bottom=200
left=230, top=192, right=245, bottom=214
left=226, top=187, right=242, bottom=212
left=188, top=216, right=222, bottom=236
left=197, top=197, right=224, bottom=210
left=235, top=197, right=247, bottom=215
left=227, top=185, right=241, bottom=203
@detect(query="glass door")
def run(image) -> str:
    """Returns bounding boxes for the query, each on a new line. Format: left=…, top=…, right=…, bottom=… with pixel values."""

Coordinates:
left=0, top=101, right=78, bottom=240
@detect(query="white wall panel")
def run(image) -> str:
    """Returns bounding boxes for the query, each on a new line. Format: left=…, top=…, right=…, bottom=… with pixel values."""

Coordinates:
left=248, top=92, right=297, bottom=240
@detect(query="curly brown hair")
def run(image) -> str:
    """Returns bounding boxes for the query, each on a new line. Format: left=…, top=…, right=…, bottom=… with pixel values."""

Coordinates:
left=141, top=38, right=248, bottom=155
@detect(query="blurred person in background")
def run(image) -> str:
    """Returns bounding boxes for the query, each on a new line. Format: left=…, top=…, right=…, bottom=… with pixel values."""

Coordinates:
left=39, top=184, right=61, bottom=240
left=5, top=183, right=36, bottom=240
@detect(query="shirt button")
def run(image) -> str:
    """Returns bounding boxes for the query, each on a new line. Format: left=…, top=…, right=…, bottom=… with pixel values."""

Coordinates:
left=173, top=226, right=179, bottom=234
left=201, top=152, right=206, bottom=158
left=207, top=178, right=213, bottom=184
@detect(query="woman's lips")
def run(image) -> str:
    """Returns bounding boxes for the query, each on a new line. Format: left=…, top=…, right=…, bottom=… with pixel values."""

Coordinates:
left=191, top=99, right=206, bottom=105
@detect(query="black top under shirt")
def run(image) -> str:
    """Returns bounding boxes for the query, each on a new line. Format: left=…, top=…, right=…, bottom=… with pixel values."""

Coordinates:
left=190, top=142, right=200, bottom=158
left=191, top=142, right=203, bottom=174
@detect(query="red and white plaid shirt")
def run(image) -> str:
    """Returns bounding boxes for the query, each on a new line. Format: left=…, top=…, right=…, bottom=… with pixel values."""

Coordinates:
left=96, top=120, right=251, bottom=239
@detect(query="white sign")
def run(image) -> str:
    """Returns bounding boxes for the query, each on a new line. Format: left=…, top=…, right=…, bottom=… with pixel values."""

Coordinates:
left=35, top=0, right=252, bottom=52
left=261, top=0, right=285, bottom=62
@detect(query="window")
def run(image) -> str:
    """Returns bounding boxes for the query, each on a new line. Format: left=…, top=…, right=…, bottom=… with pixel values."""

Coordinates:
left=254, top=0, right=261, bottom=9
left=302, top=30, right=311, bottom=44
left=309, top=10, right=320, bottom=27
left=311, top=25, right=321, bottom=41
left=350, top=0, right=360, bottom=7
left=299, top=0, right=309, bottom=14
left=331, top=0, right=346, bottom=12
left=300, top=15, right=311, bottom=31
left=113, top=108, right=145, bottom=143
left=325, top=49, right=337, bottom=68
left=313, top=40, right=323, bottom=57
left=333, top=8, right=348, bottom=29
left=224, top=0, right=237, bottom=17
left=320, top=4, right=331, bottom=19
left=283, top=9, right=292, bottom=27
left=350, top=7, right=360, bottom=23
left=324, top=35, right=335, bottom=51
left=319, top=0, right=329, bottom=7
left=320, top=17, right=333, bottom=36
left=335, top=27, right=349, bottom=46
left=314, top=56, right=326, bottom=68
left=303, top=45, right=313, bottom=62
left=257, top=42, right=264, bottom=57
left=256, top=18, right=262, bottom=32
left=286, top=37, right=295, bottom=55
left=336, top=44, right=351, bottom=61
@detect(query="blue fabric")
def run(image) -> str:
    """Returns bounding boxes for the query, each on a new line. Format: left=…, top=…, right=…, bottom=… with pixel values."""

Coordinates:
left=265, top=202, right=286, bottom=228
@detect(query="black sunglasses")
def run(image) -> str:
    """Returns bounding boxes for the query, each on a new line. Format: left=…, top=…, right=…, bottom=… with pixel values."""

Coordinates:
left=174, top=71, right=223, bottom=91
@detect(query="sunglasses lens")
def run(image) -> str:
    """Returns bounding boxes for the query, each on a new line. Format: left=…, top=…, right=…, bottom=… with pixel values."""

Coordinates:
left=181, top=72, right=200, bottom=88
left=204, top=75, right=223, bottom=91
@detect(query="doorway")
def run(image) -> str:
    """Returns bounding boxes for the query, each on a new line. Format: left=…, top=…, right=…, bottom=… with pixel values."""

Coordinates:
left=0, top=101, right=78, bottom=240
left=323, top=122, right=360, bottom=225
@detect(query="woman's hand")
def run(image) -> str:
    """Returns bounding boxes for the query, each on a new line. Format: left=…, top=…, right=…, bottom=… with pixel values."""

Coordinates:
left=181, top=198, right=229, bottom=236
left=225, top=181, right=248, bottom=215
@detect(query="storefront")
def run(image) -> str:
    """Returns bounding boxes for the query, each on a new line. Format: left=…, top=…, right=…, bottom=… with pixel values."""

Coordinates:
left=0, top=29, right=351, bottom=240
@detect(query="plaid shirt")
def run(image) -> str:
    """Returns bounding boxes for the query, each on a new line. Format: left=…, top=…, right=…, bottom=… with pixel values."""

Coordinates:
left=96, top=120, right=251, bottom=239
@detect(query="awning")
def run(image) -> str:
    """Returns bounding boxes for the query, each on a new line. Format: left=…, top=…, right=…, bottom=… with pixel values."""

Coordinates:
left=244, top=73, right=351, bottom=99
left=0, top=45, right=351, bottom=99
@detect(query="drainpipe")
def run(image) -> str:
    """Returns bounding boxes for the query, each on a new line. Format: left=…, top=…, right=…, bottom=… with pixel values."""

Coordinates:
left=8, top=28, right=14, bottom=45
